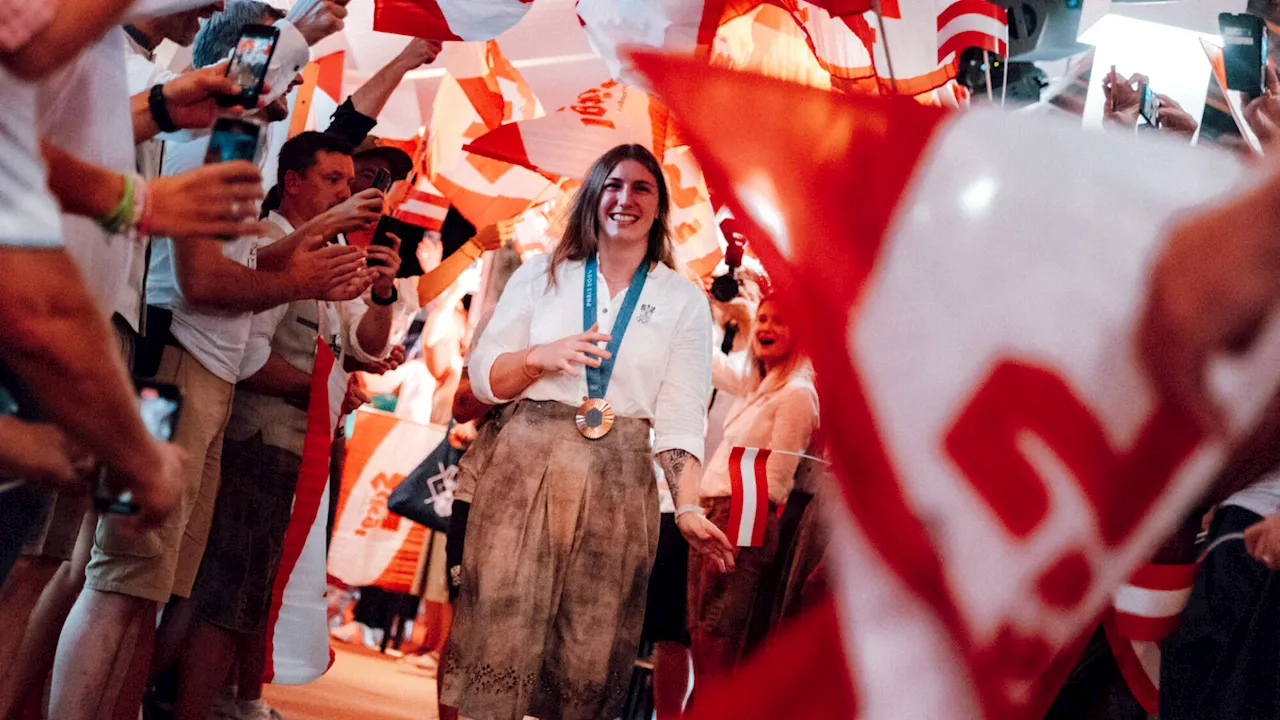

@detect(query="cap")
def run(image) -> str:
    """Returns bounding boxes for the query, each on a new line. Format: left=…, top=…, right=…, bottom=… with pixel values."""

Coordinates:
left=353, top=136, right=414, bottom=181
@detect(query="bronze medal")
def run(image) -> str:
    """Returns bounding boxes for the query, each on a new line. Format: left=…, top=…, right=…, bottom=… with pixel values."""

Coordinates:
left=575, top=397, right=615, bottom=439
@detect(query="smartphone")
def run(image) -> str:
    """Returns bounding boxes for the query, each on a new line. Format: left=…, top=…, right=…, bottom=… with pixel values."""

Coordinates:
left=218, top=23, right=280, bottom=108
left=371, top=168, right=393, bottom=193
left=204, top=117, right=262, bottom=165
left=93, top=381, right=183, bottom=516
left=368, top=215, right=427, bottom=276
left=1138, top=82, right=1161, bottom=128
left=1220, top=13, right=1267, bottom=99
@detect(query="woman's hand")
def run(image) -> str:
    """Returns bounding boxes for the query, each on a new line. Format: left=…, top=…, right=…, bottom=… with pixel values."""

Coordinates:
left=524, top=324, right=612, bottom=377
left=677, top=510, right=737, bottom=573
left=1245, top=513, right=1280, bottom=569
left=1102, top=66, right=1146, bottom=129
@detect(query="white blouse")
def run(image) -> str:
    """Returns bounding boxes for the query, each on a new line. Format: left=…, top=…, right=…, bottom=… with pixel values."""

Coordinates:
left=469, top=254, right=714, bottom=463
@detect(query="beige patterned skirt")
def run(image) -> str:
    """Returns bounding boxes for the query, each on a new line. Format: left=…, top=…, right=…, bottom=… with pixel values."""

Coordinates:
left=440, top=400, right=659, bottom=720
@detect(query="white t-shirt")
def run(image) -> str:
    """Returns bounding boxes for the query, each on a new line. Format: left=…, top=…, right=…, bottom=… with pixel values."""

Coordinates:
left=0, top=68, right=60, bottom=248
left=37, top=29, right=139, bottom=317
left=147, top=18, right=310, bottom=383
left=1224, top=475, right=1280, bottom=518
left=468, top=254, right=714, bottom=463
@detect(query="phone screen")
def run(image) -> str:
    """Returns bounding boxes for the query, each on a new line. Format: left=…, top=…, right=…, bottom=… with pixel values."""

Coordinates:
left=139, top=386, right=180, bottom=442
left=1220, top=13, right=1266, bottom=99
left=205, top=118, right=262, bottom=165
left=93, top=383, right=183, bottom=516
left=1138, top=84, right=1160, bottom=128
left=372, top=168, right=393, bottom=193
left=220, top=25, right=279, bottom=107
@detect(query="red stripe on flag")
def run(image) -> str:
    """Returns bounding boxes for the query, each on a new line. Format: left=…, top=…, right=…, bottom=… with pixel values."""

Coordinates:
left=937, top=0, right=1006, bottom=28
left=751, top=449, right=770, bottom=546
left=728, top=445, right=746, bottom=544
left=1104, top=612, right=1160, bottom=713
left=939, top=32, right=1006, bottom=63
left=464, top=124, right=537, bottom=174
left=394, top=210, right=444, bottom=232
left=1128, top=561, right=1197, bottom=591
left=373, top=0, right=463, bottom=40
left=263, top=337, right=336, bottom=683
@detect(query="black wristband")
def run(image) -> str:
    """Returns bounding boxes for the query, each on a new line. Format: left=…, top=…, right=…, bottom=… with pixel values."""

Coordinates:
left=371, top=285, right=398, bottom=306
left=149, top=84, right=178, bottom=134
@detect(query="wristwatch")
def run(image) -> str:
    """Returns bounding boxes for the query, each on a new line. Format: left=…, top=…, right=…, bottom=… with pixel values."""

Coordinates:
left=371, top=285, right=398, bottom=306
left=148, top=84, right=178, bottom=134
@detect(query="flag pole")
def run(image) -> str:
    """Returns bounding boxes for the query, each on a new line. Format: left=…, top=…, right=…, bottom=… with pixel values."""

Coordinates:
left=871, top=0, right=898, bottom=94
left=984, top=49, right=995, bottom=104
left=1001, top=52, right=1009, bottom=107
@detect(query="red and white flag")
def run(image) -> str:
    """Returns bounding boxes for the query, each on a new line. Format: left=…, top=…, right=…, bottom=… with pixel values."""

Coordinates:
left=263, top=337, right=346, bottom=685
left=394, top=178, right=451, bottom=232
left=373, top=0, right=535, bottom=41
left=466, top=79, right=671, bottom=181
left=328, top=410, right=446, bottom=592
left=712, top=4, right=833, bottom=89
left=936, top=0, right=1007, bottom=65
left=729, top=447, right=771, bottom=547
left=1103, top=562, right=1197, bottom=712
left=428, top=41, right=554, bottom=228
left=575, top=0, right=724, bottom=90
left=633, top=51, right=1280, bottom=719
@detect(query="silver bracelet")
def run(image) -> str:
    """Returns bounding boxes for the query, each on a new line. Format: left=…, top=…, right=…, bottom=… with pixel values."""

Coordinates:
left=675, top=504, right=705, bottom=520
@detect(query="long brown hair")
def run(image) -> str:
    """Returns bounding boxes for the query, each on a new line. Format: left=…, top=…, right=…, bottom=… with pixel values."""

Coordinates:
left=548, top=144, right=674, bottom=285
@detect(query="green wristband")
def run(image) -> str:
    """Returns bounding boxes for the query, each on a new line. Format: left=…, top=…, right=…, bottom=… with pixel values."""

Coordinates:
left=98, top=174, right=136, bottom=234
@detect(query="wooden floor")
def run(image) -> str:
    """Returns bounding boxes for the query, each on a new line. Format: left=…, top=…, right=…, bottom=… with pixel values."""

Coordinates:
left=263, top=643, right=439, bottom=720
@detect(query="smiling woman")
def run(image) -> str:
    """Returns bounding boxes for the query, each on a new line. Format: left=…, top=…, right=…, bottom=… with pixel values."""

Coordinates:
left=438, top=144, right=725, bottom=720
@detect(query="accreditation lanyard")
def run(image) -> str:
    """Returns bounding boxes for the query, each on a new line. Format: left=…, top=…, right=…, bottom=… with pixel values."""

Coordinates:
left=582, top=255, right=648, bottom=401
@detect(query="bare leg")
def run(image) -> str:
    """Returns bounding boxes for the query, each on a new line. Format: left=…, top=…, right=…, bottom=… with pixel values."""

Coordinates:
left=108, top=608, right=154, bottom=720
left=49, top=589, right=154, bottom=720
left=1, top=514, right=94, bottom=719
left=234, top=630, right=266, bottom=702
left=652, top=641, right=692, bottom=720
left=149, top=597, right=195, bottom=685
left=0, top=557, right=60, bottom=719
left=173, top=619, right=236, bottom=720
left=96, top=616, right=141, bottom=720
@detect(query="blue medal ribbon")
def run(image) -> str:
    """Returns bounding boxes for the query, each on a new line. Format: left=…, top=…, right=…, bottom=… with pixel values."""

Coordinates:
left=583, top=254, right=648, bottom=401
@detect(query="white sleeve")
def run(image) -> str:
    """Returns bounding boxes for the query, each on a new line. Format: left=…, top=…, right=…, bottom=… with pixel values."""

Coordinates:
left=467, top=257, right=546, bottom=405
left=343, top=297, right=391, bottom=364
left=238, top=304, right=290, bottom=380
left=652, top=287, right=714, bottom=465
left=262, top=20, right=309, bottom=106
left=711, top=351, right=748, bottom=396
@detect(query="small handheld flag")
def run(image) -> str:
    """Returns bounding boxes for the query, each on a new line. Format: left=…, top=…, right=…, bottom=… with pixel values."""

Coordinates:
left=728, top=446, right=771, bottom=547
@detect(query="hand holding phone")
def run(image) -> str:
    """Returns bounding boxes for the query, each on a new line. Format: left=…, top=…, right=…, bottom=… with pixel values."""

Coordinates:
left=1220, top=13, right=1267, bottom=100
left=1138, top=82, right=1161, bottom=129
left=93, top=382, right=183, bottom=516
left=205, top=117, right=263, bottom=165
left=219, top=24, right=280, bottom=109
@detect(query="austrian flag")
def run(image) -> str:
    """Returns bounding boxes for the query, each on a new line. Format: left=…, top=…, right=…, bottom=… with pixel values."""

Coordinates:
left=937, top=0, right=1008, bottom=63
left=728, top=447, right=771, bottom=547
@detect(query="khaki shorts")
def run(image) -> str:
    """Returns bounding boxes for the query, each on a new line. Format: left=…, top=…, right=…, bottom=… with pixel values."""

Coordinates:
left=85, top=345, right=233, bottom=603
left=22, top=316, right=135, bottom=562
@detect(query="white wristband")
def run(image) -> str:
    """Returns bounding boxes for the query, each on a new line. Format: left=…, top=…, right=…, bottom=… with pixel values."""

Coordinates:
left=675, top=504, right=704, bottom=520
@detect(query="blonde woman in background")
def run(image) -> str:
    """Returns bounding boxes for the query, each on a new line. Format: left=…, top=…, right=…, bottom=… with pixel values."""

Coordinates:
left=687, top=295, right=820, bottom=681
